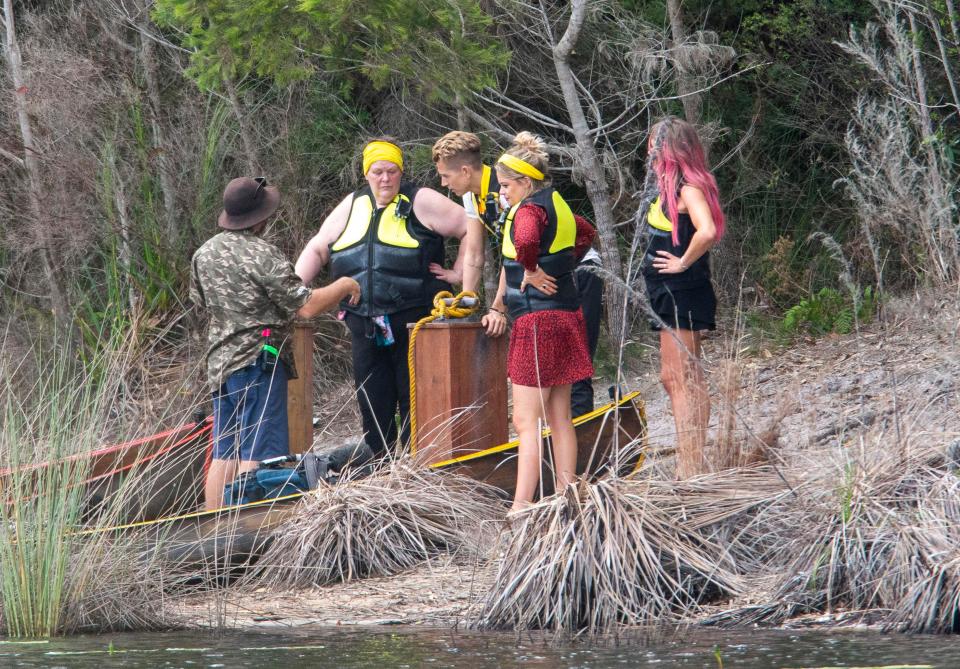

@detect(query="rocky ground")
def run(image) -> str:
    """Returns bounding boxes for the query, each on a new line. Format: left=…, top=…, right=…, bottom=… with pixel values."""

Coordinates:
left=177, top=293, right=960, bottom=630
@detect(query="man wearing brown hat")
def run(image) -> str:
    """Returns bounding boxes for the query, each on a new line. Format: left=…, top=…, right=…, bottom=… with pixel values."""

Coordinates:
left=191, top=176, right=360, bottom=510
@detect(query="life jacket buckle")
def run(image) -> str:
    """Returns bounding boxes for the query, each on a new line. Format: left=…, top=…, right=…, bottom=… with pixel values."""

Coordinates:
left=394, top=194, right=412, bottom=221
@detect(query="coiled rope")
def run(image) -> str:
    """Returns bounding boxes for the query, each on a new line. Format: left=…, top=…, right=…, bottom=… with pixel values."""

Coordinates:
left=407, top=290, right=480, bottom=455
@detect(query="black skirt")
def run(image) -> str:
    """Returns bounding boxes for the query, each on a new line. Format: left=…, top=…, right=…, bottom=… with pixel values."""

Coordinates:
left=645, top=280, right=717, bottom=332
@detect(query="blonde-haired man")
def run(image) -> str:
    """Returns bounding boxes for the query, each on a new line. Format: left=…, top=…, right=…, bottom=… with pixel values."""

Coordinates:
left=432, top=131, right=503, bottom=245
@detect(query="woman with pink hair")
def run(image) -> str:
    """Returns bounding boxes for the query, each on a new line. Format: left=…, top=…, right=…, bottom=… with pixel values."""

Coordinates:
left=641, top=117, right=725, bottom=478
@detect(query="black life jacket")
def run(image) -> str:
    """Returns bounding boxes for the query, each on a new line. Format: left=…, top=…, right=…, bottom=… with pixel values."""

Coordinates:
left=501, top=187, right=581, bottom=320
left=642, top=195, right=711, bottom=287
left=329, top=182, right=449, bottom=317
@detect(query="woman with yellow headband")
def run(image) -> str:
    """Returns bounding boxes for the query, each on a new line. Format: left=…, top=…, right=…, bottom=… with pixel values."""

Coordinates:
left=481, top=132, right=596, bottom=514
left=296, top=137, right=476, bottom=457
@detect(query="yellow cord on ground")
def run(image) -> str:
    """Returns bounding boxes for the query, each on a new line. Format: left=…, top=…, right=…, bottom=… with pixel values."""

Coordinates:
left=408, top=290, right=479, bottom=455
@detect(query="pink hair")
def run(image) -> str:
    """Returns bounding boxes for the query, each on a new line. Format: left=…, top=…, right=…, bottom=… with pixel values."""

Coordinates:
left=650, top=117, right=725, bottom=246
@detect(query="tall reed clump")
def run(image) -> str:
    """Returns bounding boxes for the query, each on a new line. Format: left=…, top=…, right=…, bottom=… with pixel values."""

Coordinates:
left=0, top=338, right=101, bottom=636
left=0, top=330, right=179, bottom=636
left=473, top=467, right=789, bottom=633
left=253, top=460, right=504, bottom=587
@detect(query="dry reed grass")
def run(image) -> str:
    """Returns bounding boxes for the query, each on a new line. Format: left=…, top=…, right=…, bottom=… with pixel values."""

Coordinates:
left=710, top=437, right=960, bottom=632
left=887, top=471, right=960, bottom=633
left=473, top=466, right=790, bottom=632
left=251, top=459, right=504, bottom=587
left=59, top=536, right=175, bottom=633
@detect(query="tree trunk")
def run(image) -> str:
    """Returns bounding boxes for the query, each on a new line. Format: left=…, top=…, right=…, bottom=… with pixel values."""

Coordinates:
left=551, top=0, right=624, bottom=346
left=907, top=9, right=955, bottom=278
left=138, top=2, right=179, bottom=241
left=454, top=99, right=500, bottom=299
left=2, top=0, right=71, bottom=330
left=454, top=93, right=471, bottom=132
left=666, top=0, right=702, bottom=127
left=924, top=0, right=960, bottom=116
left=945, top=0, right=960, bottom=47
left=105, top=145, right=138, bottom=313
left=223, top=74, right=259, bottom=175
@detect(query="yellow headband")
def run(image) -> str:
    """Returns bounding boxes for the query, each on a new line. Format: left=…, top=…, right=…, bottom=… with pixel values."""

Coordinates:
left=363, top=141, right=404, bottom=174
left=496, top=153, right=545, bottom=181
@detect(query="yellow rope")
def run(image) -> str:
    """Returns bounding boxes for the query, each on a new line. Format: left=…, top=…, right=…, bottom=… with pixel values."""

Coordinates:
left=407, top=290, right=479, bottom=455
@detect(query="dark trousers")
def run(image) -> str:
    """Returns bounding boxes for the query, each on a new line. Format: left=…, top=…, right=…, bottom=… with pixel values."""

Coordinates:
left=212, top=358, right=290, bottom=461
left=345, top=305, right=429, bottom=456
left=571, top=261, right=603, bottom=417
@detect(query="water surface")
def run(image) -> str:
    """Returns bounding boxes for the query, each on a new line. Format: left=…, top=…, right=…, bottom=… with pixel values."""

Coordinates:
left=0, top=626, right=952, bottom=668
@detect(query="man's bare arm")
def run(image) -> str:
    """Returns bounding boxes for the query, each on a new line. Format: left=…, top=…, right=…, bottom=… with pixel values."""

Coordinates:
left=295, top=194, right=353, bottom=283
left=459, top=216, right=485, bottom=293
left=413, top=188, right=480, bottom=292
left=296, top=277, right=360, bottom=319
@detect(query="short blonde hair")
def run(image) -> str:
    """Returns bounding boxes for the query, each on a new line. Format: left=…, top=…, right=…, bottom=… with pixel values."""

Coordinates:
left=496, top=131, right=551, bottom=186
left=431, top=131, right=483, bottom=168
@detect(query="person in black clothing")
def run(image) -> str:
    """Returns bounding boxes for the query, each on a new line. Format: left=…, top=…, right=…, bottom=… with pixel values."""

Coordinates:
left=641, top=116, right=726, bottom=478
left=570, top=247, right=603, bottom=417
left=296, top=139, right=481, bottom=456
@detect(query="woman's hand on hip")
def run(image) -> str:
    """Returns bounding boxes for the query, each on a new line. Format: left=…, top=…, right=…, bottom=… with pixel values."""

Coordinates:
left=521, top=266, right=557, bottom=295
left=652, top=250, right=687, bottom=274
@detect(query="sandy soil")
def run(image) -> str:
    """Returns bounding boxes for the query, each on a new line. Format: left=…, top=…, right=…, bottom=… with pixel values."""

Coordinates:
left=178, top=553, right=498, bottom=629
left=177, top=294, right=960, bottom=630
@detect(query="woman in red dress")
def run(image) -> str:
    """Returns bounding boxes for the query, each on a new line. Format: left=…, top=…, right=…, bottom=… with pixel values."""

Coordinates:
left=481, top=132, right=596, bottom=513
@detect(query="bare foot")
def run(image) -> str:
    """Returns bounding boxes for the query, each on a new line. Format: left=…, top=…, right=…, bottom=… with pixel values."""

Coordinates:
left=508, top=500, right=532, bottom=515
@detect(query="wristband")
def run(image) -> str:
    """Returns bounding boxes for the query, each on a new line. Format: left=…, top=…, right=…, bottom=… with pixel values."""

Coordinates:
left=489, top=306, right=505, bottom=316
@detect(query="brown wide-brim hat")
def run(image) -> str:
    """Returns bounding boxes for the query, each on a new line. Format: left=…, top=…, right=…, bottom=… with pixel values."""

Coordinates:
left=218, top=176, right=281, bottom=230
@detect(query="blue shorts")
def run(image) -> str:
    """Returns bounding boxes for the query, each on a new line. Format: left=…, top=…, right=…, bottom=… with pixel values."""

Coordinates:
left=212, top=359, right=290, bottom=462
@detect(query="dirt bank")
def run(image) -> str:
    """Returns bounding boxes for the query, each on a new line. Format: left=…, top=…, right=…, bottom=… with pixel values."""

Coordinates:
left=177, top=294, right=960, bottom=630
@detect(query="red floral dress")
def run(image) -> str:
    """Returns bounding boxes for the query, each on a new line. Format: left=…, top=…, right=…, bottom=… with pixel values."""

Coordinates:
left=506, top=204, right=596, bottom=387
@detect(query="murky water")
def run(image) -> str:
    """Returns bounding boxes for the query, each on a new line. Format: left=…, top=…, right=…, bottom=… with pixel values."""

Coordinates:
left=0, top=627, right=953, bottom=668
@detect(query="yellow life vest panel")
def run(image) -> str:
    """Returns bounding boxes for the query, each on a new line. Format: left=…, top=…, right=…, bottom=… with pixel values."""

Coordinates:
left=332, top=192, right=418, bottom=251
left=328, top=183, right=448, bottom=316
left=646, top=196, right=674, bottom=232
left=499, top=187, right=582, bottom=319
left=501, top=188, right=576, bottom=259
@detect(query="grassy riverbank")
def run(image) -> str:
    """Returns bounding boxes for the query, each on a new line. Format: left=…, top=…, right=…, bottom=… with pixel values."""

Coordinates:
left=0, top=334, right=193, bottom=636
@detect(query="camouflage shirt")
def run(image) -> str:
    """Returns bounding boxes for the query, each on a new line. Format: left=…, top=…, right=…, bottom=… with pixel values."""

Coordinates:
left=190, top=230, right=311, bottom=391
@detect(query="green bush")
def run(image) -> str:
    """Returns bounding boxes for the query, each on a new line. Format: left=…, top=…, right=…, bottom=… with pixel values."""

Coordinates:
left=780, top=286, right=877, bottom=338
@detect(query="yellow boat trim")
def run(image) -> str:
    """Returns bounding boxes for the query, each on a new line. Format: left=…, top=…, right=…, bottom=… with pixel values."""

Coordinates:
left=428, top=391, right=641, bottom=469
left=630, top=399, right=649, bottom=473
left=74, top=491, right=307, bottom=535
left=79, top=391, right=643, bottom=534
